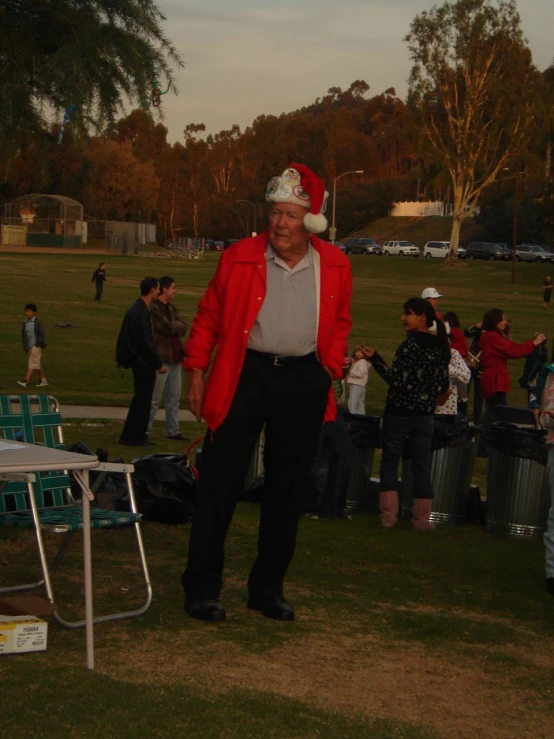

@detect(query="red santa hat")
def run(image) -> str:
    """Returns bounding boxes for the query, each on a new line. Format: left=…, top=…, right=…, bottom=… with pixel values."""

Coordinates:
left=265, top=163, right=329, bottom=234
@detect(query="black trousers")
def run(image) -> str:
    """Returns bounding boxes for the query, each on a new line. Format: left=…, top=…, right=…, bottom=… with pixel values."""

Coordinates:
left=182, top=350, right=331, bottom=601
left=469, top=370, right=483, bottom=425
left=94, top=282, right=103, bottom=301
left=478, top=391, right=506, bottom=457
left=316, top=409, right=354, bottom=518
left=120, top=358, right=156, bottom=444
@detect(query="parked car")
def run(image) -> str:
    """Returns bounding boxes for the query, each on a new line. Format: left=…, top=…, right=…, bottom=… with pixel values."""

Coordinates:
left=342, top=237, right=382, bottom=255
left=457, top=246, right=467, bottom=259
left=423, top=241, right=450, bottom=258
left=465, top=242, right=510, bottom=261
left=515, top=244, right=554, bottom=263
left=382, top=240, right=420, bottom=257
left=333, top=241, right=346, bottom=252
left=205, top=239, right=224, bottom=251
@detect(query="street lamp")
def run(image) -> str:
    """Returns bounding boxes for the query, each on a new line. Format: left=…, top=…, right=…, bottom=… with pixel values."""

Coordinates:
left=330, top=170, right=364, bottom=244
left=502, top=166, right=524, bottom=285
left=235, top=199, right=257, bottom=236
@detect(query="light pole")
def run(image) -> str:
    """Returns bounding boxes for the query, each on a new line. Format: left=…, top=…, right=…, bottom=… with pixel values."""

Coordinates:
left=235, top=199, right=257, bottom=236
left=511, top=168, right=521, bottom=285
left=330, top=170, right=363, bottom=243
left=503, top=166, right=524, bottom=285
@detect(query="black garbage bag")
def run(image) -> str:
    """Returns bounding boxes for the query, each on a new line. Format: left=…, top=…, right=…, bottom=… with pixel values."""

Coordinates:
left=343, top=413, right=381, bottom=448
left=66, top=442, right=127, bottom=503
left=242, top=474, right=265, bottom=502
left=116, top=453, right=197, bottom=524
left=487, top=422, right=548, bottom=466
left=432, top=414, right=471, bottom=450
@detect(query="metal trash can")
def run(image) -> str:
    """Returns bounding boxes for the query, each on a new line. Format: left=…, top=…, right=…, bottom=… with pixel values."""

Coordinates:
left=342, top=413, right=381, bottom=512
left=399, top=417, right=479, bottom=525
left=244, top=428, right=265, bottom=487
left=486, top=423, right=550, bottom=538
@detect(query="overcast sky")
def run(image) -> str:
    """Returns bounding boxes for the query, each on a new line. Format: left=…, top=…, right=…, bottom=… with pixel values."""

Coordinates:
left=156, top=0, right=553, bottom=143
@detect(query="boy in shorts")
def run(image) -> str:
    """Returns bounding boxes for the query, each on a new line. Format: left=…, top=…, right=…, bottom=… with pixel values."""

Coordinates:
left=17, top=303, right=48, bottom=388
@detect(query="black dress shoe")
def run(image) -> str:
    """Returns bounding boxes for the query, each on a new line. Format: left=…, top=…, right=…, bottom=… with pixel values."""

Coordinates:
left=167, top=433, right=186, bottom=441
left=184, top=598, right=226, bottom=622
left=247, top=595, right=295, bottom=621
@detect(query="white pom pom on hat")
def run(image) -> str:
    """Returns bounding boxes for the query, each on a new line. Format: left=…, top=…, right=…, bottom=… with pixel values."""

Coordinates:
left=265, top=163, right=329, bottom=234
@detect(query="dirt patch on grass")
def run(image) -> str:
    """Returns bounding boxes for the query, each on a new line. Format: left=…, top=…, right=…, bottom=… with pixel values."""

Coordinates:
left=95, top=616, right=552, bottom=739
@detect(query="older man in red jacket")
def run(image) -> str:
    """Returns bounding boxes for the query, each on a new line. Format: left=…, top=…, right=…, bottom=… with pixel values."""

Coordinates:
left=182, top=164, right=352, bottom=622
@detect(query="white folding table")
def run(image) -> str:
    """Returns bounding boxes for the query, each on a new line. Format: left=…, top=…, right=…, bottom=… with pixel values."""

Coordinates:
left=0, top=440, right=99, bottom=669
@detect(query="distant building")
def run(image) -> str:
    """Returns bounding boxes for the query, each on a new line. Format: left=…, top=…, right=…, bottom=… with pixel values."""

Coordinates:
left=391, top=201, right=478, bottom=217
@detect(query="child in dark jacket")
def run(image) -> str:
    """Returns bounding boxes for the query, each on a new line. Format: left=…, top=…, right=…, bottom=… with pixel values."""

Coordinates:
left=18, top=303, right=48, bottom=388
left=365, top=298, right=450, bottom=530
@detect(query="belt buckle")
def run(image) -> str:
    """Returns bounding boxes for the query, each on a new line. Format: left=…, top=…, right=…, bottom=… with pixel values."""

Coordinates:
left=273, top=355, right=284, bottom=366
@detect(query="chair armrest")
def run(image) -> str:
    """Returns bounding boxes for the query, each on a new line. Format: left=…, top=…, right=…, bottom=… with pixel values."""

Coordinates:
left=95, top=462, right=135, bottom=473
left=0, top=472, right=37, bottom=483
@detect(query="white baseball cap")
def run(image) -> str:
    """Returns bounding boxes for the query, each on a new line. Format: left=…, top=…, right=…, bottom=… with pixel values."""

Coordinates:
left=421, top=287, right=443, bottom=299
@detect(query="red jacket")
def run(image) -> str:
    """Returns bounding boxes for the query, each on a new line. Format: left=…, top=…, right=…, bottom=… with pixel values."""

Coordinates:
left=450, top=327, right=467, bottom=357
left=478, top=330, right=534, bottom=400
left=183, top=232, right=353, bottom=432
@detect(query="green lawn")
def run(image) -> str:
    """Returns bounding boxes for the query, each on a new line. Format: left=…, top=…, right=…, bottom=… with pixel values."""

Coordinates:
left=1, top=249, right=554, bottom=738
left=0, top=249, right=549, bottom=414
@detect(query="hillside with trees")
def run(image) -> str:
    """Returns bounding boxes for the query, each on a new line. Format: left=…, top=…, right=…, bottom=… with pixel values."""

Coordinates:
left=0, top=1, right=552, bottom=246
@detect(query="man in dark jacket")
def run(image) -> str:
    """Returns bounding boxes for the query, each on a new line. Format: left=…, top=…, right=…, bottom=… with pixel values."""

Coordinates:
left=147, top=275, right=188, bottom=440
left=116, top=277, right=167, bottom=446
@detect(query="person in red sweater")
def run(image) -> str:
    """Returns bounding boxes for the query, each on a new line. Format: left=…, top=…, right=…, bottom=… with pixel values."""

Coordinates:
left=478, top=308, right=545, bottom=452
left=182, top=164, right=352, bottom=623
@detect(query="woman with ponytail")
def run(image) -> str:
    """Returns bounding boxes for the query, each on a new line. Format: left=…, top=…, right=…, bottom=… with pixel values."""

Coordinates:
left=365, top=298, right=450, bottom=530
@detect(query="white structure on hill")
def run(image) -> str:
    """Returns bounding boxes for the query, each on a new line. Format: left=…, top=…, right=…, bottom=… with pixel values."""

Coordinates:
left=391, top=201, right=478, bottom=217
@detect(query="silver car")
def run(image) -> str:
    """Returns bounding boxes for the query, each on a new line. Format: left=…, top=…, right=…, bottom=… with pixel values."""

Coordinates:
left=515, top=245, right=554, bottom=263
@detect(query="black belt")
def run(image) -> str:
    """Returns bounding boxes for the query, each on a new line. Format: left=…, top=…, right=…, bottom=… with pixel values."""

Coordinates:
left=246, top=349, right=317, bottom=367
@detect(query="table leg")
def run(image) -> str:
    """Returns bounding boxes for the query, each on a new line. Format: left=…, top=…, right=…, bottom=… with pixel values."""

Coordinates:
left=80, top=469, right=95, bottom=670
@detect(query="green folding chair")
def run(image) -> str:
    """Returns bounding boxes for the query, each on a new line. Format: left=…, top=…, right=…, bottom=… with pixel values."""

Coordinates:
left=0, top=394, right=152, bottom=628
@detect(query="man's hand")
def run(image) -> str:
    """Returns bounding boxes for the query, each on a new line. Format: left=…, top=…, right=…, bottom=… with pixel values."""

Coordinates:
left=158, top=365, right=167, bottom=374
left=362, top=347, right=375, bottom=358
left=187, top=369, right=205, bottom=421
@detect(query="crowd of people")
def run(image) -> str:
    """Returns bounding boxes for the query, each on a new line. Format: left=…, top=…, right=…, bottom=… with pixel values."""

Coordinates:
left=18, top=163, right=553, bottom=621
left=116, top=164, right=554, bottom=612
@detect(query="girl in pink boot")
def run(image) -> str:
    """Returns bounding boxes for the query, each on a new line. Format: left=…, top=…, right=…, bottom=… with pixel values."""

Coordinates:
left=365, top=298, right=450, bottom=530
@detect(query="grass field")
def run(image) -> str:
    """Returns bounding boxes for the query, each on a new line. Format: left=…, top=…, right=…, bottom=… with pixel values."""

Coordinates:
left=1, top=248, right=550, bottom=413
left=1, top=248, right=554, bottom=738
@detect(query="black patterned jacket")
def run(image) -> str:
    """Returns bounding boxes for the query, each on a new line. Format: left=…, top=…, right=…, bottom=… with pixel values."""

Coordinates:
left=371, top=332, right=450, bottom=416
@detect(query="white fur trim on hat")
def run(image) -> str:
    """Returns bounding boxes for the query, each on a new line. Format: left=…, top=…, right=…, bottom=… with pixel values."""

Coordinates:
left=304, top=212, right=328, bottom=234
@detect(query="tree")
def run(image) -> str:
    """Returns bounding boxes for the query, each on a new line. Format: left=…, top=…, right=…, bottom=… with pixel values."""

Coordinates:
left=405, top=0, right=543, bottom=259
left=82, top=139, right=160, bottom=222
left=0, top=1, right=182, bottom=158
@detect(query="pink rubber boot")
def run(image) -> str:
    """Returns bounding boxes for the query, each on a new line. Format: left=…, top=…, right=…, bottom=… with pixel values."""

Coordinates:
left=411, top=498, right=436, bottom=531
left=378, top=490, right=399, bottom=528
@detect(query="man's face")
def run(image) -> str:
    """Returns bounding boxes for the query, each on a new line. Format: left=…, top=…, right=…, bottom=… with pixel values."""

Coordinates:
left=427, top=296, right=439, bottom=310
left=268, top=203, right=310, bottom=255
left=162, top=282, right=176, bottom=302
left=24, top=309, right=35, bottom=320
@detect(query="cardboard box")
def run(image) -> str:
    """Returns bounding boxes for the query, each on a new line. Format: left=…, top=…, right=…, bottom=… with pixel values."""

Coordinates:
left=0, top=615, right=48, bottom=654
left=0, top=596, right=55, bottom=656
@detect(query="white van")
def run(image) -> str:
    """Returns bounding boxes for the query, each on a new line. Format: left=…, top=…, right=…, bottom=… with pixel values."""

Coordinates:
left=423, top=241, right=450, bottom=258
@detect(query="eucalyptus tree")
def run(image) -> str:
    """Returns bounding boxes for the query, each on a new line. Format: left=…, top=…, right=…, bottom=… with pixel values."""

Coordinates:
left=405, top=0, right=543, bottom=259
